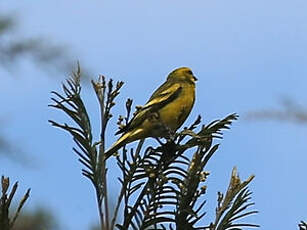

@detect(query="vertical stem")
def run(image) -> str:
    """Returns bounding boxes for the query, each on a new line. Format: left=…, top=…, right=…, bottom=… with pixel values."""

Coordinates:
left=98, top=78, right=109, bottom=230
left=0, top=196, right=9, bottom=230
left=92, top=77, right=109, bottom=230
left=100, top=145, right=109, bottom=230
left=96, top=186, right=105, bottom=230
left=0, top=176, right=10, bottom=230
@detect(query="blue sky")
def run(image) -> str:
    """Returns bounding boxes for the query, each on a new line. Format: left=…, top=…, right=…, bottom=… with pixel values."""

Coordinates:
left=1, top=0, right=307, bottom=229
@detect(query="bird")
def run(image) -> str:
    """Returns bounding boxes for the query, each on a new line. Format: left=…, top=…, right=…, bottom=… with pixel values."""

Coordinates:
left=104, top=67, right=197, bottom=160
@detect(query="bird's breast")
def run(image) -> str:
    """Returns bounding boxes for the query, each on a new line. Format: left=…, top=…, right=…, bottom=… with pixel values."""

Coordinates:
left=157, top=83, right=195, bottom=131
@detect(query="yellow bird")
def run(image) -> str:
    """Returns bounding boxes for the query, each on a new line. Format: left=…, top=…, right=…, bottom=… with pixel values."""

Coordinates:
left=104, top=67, right=197, bottom=159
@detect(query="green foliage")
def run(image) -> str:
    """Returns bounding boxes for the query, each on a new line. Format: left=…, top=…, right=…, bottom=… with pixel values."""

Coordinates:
left=49, top=64, right=124, bottom=230
left=0, top=14, right=73, bottom=73
left=49, top=65, right=258, bottom=230
left=11, top=208, right=57, bottom=230
left=0, top=15, right=14, bottom=34
left=210, top=167, right=258, bottom=230
left=299, top=221, right=307, bottom=230
left=0, top=176, right=30, bottom=230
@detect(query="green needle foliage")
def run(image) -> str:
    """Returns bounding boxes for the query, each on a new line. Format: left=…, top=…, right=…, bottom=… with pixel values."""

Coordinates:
left=49, top=64, right=258, bottom=230
left=299, top=221, right=307, bottom=230
left=0, top=176, right=30, bottom=230
left=210, top=167, right=258, bottom=230
left=49, top=64, right=123, bottom=230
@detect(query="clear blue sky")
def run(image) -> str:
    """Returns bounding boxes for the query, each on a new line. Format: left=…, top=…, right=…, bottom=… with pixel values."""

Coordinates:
left=1, top=0, right=307, bottom=229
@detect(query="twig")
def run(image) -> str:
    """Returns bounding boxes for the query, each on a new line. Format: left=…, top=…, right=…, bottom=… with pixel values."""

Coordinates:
left=10, top=188, right=31, bottom=228
left=0, top=176, right=30, bottom=230
left=92, top=75, right=110, bottom=230
left=111, top=140, right=144, bottom=229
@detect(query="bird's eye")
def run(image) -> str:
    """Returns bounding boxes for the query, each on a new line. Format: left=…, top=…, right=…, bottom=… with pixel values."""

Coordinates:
left=187, top=70, right=193, bottom=75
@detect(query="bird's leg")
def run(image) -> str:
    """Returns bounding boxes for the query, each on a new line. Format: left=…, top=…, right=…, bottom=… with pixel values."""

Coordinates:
left=150, top=111, right=176, bottom=148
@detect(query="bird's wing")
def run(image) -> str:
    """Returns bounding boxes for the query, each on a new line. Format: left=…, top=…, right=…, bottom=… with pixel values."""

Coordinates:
left=142, top=82, right=182, bottom=109
left=116, top=82, right=182, bottom=135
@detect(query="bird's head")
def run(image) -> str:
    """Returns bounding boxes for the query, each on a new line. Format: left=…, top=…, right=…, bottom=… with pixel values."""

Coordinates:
left=167, top=67, right=198, bottom=84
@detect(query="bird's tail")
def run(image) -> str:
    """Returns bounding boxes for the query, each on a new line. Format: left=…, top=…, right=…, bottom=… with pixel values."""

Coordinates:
left=104, top=132, right=130, bottom=160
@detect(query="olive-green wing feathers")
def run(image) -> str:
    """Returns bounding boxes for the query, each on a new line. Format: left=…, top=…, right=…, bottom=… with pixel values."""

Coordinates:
left=115, top=82, right=182, bottom=135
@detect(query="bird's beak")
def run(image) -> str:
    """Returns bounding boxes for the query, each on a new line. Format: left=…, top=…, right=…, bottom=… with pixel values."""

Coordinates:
left=193, top=76, right=198, bottom=81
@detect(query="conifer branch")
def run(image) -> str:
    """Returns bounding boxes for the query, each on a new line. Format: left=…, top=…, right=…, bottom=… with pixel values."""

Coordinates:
left=49, top=64, right=123, bottom=230
left=0, top=176, right=30, bottom=230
